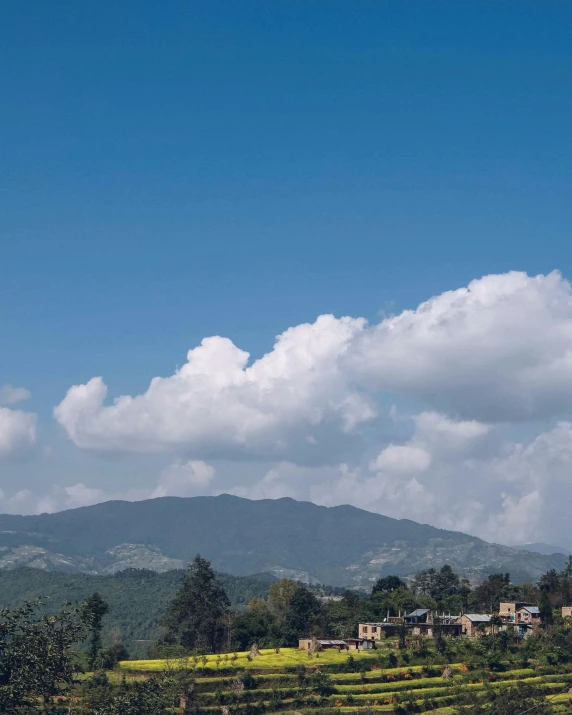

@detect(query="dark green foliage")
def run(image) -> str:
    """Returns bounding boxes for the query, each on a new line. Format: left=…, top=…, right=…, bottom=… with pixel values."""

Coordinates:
left=472, top=573, right=514, bottom=612
left=492, top=682, right=553, bottom=714
left=0, top=599, right=87, bottom=713
left=372, top=576, right=406, bottom=594
left=282, top=587, right=322, bottom=645
left=540, top=589, right=554, bottom=627
left=80, top=673, right=170, bottom=714
left=239, top=671, right=257, bottom=690
left=232, top=610, right=278, bottom=650
left=98, top=643, right=130, bottom=669
left=308, top=670, right=334, bottom=696
left=163, top=555, right=230, bottom=653
left=0, top=567, right=275, bottom=655
left=83, top=592, right=109, bottom=670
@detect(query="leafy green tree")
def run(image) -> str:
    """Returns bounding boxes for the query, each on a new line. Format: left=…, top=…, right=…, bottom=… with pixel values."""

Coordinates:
left=232, top=610, right=279, bottom=650
left=472, top=573, right=511, bottom=612
left=83, top=592, right=109, bottom=670
left=372, top=576, right=405, bottom=594
left=539, top=589, right=554, bottom=627
left=283, top=587, right=321, bottom=645
left=0, top=599, right=87, bottom=714
left=324, top=590, right=367, bottom=638
left=163, top=555, right=230, bottom=653
left=267, top=579, right=300, bottom=622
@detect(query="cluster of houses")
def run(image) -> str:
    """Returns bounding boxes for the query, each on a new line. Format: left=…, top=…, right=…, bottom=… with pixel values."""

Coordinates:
left=299, top=604, right=572, bottom=652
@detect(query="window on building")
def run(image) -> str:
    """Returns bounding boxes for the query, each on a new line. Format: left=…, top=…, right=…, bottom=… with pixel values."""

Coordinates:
left=372, top=627, right=377, bottom=633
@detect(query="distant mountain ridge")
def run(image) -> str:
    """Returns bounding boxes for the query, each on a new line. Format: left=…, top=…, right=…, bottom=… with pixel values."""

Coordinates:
left=512, top=542, right=572, bottom=557
left=0, top=495, right=565, bottom=585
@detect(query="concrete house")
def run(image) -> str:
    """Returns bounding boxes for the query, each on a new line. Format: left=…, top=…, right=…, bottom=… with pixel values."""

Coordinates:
left=499, top=602, right=534, bottom=623
left=516, top=606, right=541, bottom=634
left=562, top=607, right=572, bottom=619
left=460, top=614, right=492, bottom=637
left=358, top=623, right=385, bottom=641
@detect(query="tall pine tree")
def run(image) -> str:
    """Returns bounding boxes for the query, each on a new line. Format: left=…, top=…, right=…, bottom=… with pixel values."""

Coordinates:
left=163, top=555, right=230, bottom=653
left=83, top=592, right=109, bottom=670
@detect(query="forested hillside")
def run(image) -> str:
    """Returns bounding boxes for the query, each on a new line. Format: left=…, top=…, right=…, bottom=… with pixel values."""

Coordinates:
left=0, top=495, right=565, bottom=585
left=0, top=568, right=276, bottom=657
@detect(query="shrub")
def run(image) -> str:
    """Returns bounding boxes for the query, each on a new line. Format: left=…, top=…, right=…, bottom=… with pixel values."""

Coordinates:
left=309, top=671, right=335, bottom=696
left=239, top=672, right=258, bottom=690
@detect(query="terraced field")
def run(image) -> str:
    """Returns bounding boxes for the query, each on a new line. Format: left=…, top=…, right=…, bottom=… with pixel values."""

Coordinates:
left=119, top=648, right=572, bottom=713
left=122, top=646, right=391, bottom=671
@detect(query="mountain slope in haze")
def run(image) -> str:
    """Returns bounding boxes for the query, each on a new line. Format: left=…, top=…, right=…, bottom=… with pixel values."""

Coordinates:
left=512, top=542, right=572, bottom=557
left=0, top=495, right=565, bottom=585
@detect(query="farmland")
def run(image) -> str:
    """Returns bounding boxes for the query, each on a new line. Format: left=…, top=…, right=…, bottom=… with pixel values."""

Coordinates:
left=116, top=646, right=572, bottom=713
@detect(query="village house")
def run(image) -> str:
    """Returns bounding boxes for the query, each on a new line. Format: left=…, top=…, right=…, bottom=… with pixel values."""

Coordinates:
left=516, top=606, right=541, bottom=634
left=358, top=622, right=385, bottom=640
left=459, top=614, right=492, bottom=637
left=498, top=602, right=534, bottom=623
left=298, top=638, right=348, bottom=651
left=346, top=637, right=376, bottom=651
left=562, top=607, right=572, bottom=619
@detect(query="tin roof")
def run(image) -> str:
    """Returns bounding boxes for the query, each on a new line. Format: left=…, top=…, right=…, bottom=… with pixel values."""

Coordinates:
left=519, top=606, right=540, bottom=614
left=318, top=640, right=347, bottom=646
left=407, top=609, right=430, bottom=617
left=464, top=614, right=491, bottom=622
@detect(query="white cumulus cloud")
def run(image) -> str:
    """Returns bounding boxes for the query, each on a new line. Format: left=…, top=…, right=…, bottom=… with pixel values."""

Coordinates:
left=54, top=271, right=572, bottom=461
left=151, top=460, right=215, bottom=498
left=54, top=315, right=373, bottom=458
left=0, top=407, right=37, bottom=457
left=351, top=270, right=572, bottom=422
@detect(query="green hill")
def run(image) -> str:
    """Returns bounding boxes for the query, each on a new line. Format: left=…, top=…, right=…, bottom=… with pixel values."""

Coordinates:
left=0, top=567, right=276, bottom=657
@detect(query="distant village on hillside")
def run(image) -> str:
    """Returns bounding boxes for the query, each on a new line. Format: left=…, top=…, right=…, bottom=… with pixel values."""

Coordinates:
left=299, top=603, right=572, bottom=652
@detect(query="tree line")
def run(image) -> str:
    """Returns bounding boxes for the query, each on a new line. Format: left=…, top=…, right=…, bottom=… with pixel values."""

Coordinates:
left=159, top=556, right=572, bottom=654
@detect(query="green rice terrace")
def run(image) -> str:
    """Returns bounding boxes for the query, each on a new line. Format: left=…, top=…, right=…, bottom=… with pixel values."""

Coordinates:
left=113, top=644, right=572, bottom=714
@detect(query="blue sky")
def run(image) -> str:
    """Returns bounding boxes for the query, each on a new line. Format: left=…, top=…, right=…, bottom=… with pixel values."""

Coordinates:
left=2, top=1, right=572, bottom=547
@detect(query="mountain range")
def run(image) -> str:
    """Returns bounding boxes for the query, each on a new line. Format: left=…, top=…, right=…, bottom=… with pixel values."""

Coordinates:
left=512, top=542, right=572, bottom=557
left=0, top=495, right=566, bottom=585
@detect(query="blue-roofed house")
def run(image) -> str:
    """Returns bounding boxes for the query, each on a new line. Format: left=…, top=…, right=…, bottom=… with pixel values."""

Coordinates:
left=460, top=614, right=492, bottom=638
left=516, top=605, right=541, bottom=634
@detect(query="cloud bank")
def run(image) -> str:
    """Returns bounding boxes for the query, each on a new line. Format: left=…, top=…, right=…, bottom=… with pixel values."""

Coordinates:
left=34, top=270, right=572, bottom=545
left=55, top=271, right=572, bottom=457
